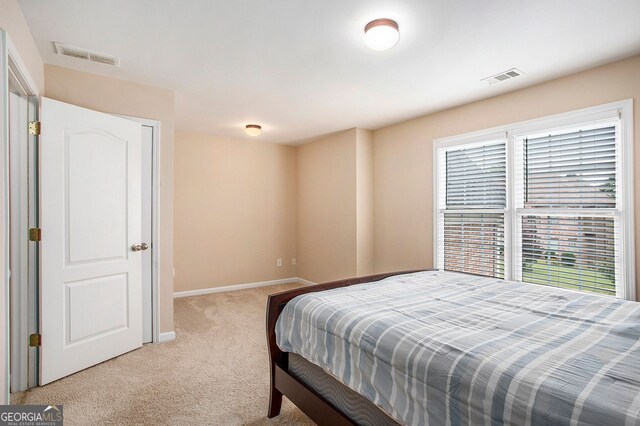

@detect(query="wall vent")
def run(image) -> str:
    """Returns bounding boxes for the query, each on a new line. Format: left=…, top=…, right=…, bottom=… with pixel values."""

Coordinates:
left=482, top=68, right=524, bottom=85
left=53, top=42, right=120, bottom=67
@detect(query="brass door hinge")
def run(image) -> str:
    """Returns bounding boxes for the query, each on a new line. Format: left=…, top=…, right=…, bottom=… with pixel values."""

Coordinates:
left=28, top=121, right=41, bottom=136
left=29, top=228, right=41, bottom=242
left=29, top=333, right=41, bottom=347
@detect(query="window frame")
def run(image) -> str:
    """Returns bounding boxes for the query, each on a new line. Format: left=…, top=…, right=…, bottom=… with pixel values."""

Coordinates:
left=432, top=100, right=635, bottom=300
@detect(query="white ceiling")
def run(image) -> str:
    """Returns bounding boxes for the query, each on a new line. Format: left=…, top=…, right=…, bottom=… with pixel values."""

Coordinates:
left=18, top=0, right=640, bottom=145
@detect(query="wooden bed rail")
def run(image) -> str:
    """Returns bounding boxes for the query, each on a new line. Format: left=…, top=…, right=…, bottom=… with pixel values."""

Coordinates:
left=265, top=270, right=427, bottom=422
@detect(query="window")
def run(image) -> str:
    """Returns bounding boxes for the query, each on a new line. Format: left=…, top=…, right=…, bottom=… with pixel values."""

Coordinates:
left=515, top=124, right=619, bottom=296
left=434, top=101, right=634, bottom=300
left=437, top=141, right=506, bottom=278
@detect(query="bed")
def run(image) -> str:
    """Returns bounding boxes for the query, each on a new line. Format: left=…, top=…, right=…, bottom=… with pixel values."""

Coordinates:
left=266, top=270, right=640, bottom=425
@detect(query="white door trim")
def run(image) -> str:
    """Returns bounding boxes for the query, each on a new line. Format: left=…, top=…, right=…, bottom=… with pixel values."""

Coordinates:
left=9, top=90, right=29, bottom=393
left=1, top=28, right=10, bottom=407
left=119, top=115, right=161, bottom=344
left=2, top=30, right=40, bottom=400
left=5, top=42, right=38, bottom=98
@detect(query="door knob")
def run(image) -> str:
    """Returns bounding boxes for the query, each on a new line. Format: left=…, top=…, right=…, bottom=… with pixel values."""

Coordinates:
left=132, top=243, right=149, bottom=252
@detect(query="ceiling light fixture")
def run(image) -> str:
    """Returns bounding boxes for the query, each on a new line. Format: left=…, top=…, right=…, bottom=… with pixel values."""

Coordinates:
left=245, top=124, right=262, bottom=136
left=364, top=18, right=400, bottom=51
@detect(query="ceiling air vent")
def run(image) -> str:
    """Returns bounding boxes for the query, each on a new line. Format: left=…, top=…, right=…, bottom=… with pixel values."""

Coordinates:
left=88, top=52, right=120, bottom=66
left=482, top=68, right=524, bottom=85
left=53, top=42, right=120, bottom=67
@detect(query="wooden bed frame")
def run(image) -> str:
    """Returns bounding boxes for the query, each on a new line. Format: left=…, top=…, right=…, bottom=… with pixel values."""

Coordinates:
left=265, top=270, right=426, bottom=425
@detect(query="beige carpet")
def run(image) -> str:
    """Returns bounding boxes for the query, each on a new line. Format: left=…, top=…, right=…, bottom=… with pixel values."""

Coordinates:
left=12, top=283, right=315, bottom=425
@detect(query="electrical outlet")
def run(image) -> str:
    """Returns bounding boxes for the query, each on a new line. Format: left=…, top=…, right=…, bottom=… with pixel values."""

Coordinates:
left=291, top=258, right=296, bottom=265
left=173, top=268, right=176, bottom=278
left=277, top=258, right=283, bottom=267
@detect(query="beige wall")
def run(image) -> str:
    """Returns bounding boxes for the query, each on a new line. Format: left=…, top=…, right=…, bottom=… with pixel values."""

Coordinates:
left=0, top=0, right=43, bottom=403
left=356, top=129, right=374, bottom=276
left=0, top=0, right=44, bottom=93
left=295, top=128, right=375, bottom=283
left=44, top=64, right=176, bottom=332
left=297, top=130, right=358, bottom=283
left=173, top=132, right=297, bottom=291
left=373, top=54, right=640, bottom=298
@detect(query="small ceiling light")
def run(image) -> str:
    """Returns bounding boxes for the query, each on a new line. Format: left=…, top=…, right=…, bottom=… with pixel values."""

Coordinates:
left=245, top=124, right=262, bottom=136
left=364, top=18, right=400, bottom=51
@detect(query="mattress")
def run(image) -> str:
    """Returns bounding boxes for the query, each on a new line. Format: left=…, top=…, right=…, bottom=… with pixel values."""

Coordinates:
left=289, top=353, right=398, bottom=425
left=275, top=270, right=640, bottom=426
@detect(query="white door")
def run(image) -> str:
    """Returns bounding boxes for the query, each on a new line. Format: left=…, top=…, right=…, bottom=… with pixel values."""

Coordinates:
left=40, top=97, right=143, bottom=384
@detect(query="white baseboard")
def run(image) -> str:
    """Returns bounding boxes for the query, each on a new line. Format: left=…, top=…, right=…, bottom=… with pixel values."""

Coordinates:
left=158, top=331, right=176, bottom=342
left=173, top=277, right=302, bottom=298
left=296, top=277, right=317, bottom=286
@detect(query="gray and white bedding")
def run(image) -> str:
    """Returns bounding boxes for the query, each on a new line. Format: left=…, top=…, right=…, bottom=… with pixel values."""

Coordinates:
left=275, top=270, right=640, bottom=426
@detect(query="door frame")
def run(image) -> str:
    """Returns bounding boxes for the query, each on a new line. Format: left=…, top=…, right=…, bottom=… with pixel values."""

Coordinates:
left=2, top=31, right=40, bottom=398
left=119, top=115, right=161, bottom=344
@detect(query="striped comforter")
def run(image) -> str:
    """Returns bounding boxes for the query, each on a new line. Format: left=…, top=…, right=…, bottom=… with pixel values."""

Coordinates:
left=275, top=271, right=640, bottom=426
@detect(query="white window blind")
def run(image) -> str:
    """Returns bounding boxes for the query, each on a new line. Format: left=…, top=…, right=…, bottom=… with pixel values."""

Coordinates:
left=443, top=212, right=504, bottom=278
left=438, top=141, right=506, bottom=278
left=523, top=126, right=616, bottom=208
left=434, top=101, right=633, bottom=299
left=520, top=216, right=617, bottom=295
left=517, top=124, right=619, bottom=296
left=446, top=143, right=506, bottom=208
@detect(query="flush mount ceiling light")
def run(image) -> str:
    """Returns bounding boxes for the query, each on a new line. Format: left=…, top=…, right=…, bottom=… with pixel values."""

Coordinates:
left=245, top=124, right=262, bottom=136
left=364, top=18, right=400, bottom=51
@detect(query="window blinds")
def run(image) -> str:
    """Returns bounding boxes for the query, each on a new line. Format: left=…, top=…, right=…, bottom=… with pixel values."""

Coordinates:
left=524, top=126, right=616, bottom=208
left=444, top=212, right=505, bottom=278
left=519, top=124, right=618, bottom=295
left=446, top=143, right=506, bottom=208
left=442, top=142, right=506, bottom=278
left=520, top=216, right=616, bottom=295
